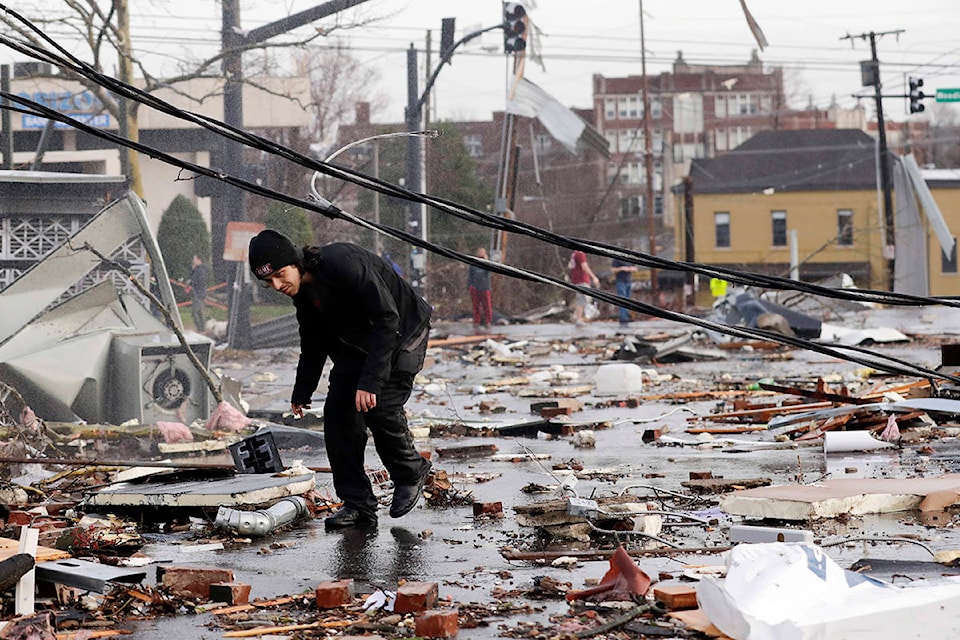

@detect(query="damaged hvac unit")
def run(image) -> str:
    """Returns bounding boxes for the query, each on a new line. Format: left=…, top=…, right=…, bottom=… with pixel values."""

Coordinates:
left=0, top=186, right=214, bottom=424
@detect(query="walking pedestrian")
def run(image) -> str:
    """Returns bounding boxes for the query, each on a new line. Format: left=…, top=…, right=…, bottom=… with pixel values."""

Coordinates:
left=568, top=249, right=600, bottom=326
left=611, top=257, right=637, bottom=327
left=248, top=230, right=433, bottom=530
left=189, top=253, right=209, bottom=333
left=468, top=247, right=493, bottom=333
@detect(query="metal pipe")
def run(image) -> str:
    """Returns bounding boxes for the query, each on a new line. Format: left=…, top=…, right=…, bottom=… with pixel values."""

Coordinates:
left=215, top=496, right=309, bottom=537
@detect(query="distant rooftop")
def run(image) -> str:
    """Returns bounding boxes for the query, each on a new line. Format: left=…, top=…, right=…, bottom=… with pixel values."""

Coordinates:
left=688, top=129, right=878, bottom=194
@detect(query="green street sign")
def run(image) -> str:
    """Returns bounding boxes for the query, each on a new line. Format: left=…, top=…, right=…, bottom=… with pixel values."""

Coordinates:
left=936, top=88, right=960, bottom=103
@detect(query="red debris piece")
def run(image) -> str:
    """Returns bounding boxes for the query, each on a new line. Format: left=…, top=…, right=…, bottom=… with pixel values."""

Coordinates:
left=565, top=545, right=651, bottom=602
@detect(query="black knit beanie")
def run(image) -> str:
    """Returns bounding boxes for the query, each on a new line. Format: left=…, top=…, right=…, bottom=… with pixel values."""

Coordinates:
left=248, top=229, right=302, bottom=279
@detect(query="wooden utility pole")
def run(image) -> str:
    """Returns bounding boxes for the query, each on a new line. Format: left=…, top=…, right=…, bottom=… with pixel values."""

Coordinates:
left=639, top=0, right=656, bottom=296
left=115, top=0, right=143, bottom=196
left=840, top=29, right=903, bottom=291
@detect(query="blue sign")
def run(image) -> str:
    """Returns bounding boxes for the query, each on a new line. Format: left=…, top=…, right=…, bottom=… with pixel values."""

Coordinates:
left=16, top=90, right=110, bottom=129
left=16, top=90, right=102, bottom=112
left=22, top=113, right=112, bottom=129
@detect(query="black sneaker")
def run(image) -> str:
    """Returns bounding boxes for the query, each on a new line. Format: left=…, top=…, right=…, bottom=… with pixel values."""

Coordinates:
left=389, top=460, right=432, bottom=518
left=324, top=506, right=378, bottom=530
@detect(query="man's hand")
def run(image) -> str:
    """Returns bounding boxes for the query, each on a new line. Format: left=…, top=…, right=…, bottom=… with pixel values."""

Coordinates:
left=291, top=402, right=310, bottom=418
left=356, top=390, right=377, bottom=412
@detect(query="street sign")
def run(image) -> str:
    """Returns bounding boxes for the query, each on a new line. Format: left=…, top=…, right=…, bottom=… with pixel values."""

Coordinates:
left=935, top=88, right=960, bottom=103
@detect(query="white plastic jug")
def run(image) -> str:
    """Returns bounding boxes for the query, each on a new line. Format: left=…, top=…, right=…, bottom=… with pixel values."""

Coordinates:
left=594, top=363, right=644, bottom=395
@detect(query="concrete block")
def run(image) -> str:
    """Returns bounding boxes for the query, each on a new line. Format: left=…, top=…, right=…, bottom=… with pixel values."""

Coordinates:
left=415, top=609, right=459, bottom=638
left=729, top=524, right=814, bottom=544
left=209, top=581, right=251, bottom=605
left=315, top=579, right=354, bottom=609
left=159, top=566, right=234, bottom=599
left=394, top=581, right=438, bottom=613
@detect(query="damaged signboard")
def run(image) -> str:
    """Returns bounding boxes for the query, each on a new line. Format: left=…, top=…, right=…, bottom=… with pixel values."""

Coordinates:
left=0, top=180, right=214, bottom=425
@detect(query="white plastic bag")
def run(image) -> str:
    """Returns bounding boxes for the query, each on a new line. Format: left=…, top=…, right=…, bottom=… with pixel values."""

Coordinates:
left=698, top=542, right=960, bottom=640
left=584, top=301, right=599, bottom=320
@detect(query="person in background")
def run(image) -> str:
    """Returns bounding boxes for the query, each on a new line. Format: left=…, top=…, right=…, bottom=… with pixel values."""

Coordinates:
left=189, top=253, right=209, bottom=334
left=710, top=277, right=729, bottom=299
left=468, top=246, right=493, bottom=333
left=247, top=230, right=432, bottom=531
left=568, top=249, right=600, bottom=326
left=611, top=257, right=638, bottom=327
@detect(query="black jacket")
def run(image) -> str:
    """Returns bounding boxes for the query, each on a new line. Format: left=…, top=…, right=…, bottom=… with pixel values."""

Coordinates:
left=290, top=243, right=431, bottom=403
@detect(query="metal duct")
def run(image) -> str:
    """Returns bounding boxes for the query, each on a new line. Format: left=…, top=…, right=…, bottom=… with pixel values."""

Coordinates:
left=214, top=496, right=309, bottom=537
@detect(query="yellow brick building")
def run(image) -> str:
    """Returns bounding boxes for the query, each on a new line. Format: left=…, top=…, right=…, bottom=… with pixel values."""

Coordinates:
left=676, top=129, right=960, bottom=304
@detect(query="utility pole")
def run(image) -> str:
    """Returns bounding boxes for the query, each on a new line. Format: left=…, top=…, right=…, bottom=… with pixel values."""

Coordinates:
left=841, top=29, right=903, bottom=292
left=219, top=0, right=370, bottom=348
left=405, top=19, right=499, bottom=297
left=1, top=65, right=12, bottom=169
left=115, top=0, right=142, bottom=196
left=405, top=44, right=426, bottom=296
left=639, top=0, right=656, bottom=298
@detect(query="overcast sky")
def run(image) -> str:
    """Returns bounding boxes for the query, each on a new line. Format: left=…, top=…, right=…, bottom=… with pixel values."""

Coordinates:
left=7, top=0, right=960, bottom=124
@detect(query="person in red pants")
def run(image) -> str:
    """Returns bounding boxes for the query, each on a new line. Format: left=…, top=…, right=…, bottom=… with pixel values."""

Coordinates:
left=468, top=246, right=493, bottom=333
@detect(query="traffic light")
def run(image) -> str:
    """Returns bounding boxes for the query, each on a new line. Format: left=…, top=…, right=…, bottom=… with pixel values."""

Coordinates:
left=909, top=76, right=926, bottom=113
left=503, top=2, right=527, bottom=53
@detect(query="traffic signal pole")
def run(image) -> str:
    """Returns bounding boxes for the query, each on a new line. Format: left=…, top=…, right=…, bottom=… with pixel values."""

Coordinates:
left=404, top=21, right=505, bottom=298
left=842, top=29, right=902, bottom=292
left=220, top=0, right=370, bottom=348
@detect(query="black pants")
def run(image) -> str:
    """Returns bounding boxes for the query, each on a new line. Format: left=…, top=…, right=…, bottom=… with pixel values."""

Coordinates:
left=191, top=297, right=205, bottom=332
left=323, top=337, right=429, bottom=516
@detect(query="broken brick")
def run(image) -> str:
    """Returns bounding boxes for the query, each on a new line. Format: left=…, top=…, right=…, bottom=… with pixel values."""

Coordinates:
left=158, top=566, right=234, bottom=599
left=394, top=581, right=439, bottom=613
left=530, top=398, right=583, bottom=415
left=209, top=581, right=251, bottom=606
left=472, top=502, right=503, bottom=518
left=7, top=511, right=32, bottom=526
left=315, top=579, right=354, bottom=609
left=640, top=428, right=662, bottom=443
left=415, top=609, right=459, bottom=638
left=688, top=471, right=713, bottom=480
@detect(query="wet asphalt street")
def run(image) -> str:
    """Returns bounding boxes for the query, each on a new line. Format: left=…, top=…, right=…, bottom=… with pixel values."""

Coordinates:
left=128, top=308, right=960, bottom=638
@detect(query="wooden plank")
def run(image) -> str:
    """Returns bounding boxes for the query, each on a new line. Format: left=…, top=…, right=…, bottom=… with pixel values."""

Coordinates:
left=758, top=382, right=872, bottom=405
left=686, top=425, right=768, bottom=434
left=653, top=584, right=698, bottom=610
left=427, top=335, right=492, bottom=348
left=0, top=537, right=72, bottom=563
left=686, top=401, right=833, bottom=424
left=16, top=526, right=38, bottom=616
left=669, top=608, right=734, bottom=638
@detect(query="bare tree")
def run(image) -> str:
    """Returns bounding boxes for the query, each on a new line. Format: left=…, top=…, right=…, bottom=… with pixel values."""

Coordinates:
left=294, top=41, right=388, bottom=149
left=928, top=103, right=960, bottom=168
left=0, top=0, right=384, bottom=191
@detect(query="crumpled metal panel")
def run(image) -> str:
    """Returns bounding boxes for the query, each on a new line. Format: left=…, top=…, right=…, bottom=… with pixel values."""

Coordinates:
left=0, top=194, right=180, bottom=345
left=0, top=192, right=209, bottom=424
